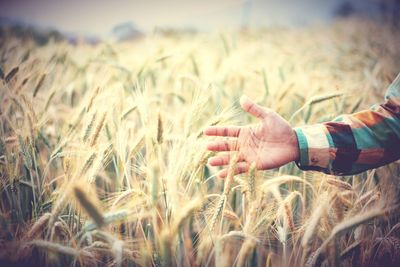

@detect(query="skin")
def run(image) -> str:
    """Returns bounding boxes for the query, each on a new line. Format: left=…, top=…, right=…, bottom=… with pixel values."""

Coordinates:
left=204, top=95, right=300, bottom=178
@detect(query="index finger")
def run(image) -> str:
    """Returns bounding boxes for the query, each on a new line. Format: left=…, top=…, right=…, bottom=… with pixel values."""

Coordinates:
left=204, top=126, right=241, bottom=137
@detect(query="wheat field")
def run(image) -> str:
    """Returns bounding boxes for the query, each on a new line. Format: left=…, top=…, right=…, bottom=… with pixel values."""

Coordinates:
left=0, top=18, right=400, bottom=267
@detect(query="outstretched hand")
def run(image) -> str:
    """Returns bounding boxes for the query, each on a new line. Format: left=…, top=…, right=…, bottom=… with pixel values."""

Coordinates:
left=204, top=95, right=300, bottom=178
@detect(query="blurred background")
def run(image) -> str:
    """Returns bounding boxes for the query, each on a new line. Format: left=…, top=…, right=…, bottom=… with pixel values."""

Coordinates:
left=0, top=0, right=399, bottom=42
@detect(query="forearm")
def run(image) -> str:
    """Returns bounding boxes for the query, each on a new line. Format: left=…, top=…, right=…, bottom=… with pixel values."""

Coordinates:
left=294, top=73, right=400, bottom=175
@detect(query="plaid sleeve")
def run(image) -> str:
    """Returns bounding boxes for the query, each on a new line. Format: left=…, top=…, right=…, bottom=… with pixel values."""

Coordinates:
left=294, top=72, right=400, bottom=175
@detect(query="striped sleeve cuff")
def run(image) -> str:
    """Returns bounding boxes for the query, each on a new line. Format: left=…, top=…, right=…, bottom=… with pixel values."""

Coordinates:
left=294, top=124, right=334, bottom=173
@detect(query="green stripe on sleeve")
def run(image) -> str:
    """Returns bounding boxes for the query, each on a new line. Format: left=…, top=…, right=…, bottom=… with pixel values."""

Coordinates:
left=294, top=128, right=309, bottom=166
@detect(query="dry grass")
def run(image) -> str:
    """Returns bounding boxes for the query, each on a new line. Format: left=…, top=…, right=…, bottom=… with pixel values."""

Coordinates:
left=0, top=18, right=399, bottom=266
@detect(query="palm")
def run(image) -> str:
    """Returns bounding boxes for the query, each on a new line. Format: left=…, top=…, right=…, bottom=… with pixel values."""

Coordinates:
left=204, top=96, right=299, bottom=178
left=237, top=116, right=297, bottom=168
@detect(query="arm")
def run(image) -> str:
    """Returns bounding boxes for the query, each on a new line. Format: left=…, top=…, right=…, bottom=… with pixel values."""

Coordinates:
left=295, top=72, right=400, bottom=175
left=204, top=73, right=400, bottom=177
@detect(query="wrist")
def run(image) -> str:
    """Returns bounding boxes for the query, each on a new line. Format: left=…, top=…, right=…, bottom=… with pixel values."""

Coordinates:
left=290, top=129, right=300, bottom=162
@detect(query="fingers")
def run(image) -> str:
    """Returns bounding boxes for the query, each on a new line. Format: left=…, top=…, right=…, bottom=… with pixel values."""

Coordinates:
left=208, top=153, right=245, bottom=166
left=207, top=140, right=238, bottom=152
left=217, top=162, right=249, bottom=178
left=240, top=95, right=268, bottom=119
left=204, top=126, right=241, bottom=137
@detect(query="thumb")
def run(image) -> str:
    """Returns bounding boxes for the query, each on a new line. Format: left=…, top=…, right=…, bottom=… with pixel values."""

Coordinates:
left=240, top=95, right=267, bottom=119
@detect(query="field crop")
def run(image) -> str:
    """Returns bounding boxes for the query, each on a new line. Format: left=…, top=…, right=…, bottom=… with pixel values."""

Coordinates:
left=0, top=18, right=400, bottom=266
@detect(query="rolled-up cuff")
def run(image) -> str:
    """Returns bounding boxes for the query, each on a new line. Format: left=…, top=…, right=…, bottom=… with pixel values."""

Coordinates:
left=294, top=127, right=309, bottom=167
left=294, top=124, right=333, bottom=173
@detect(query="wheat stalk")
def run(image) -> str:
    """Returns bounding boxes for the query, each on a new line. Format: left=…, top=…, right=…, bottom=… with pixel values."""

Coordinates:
left=156, top=111, right=163, bottom=144
left=310, top=205, right=398, bottom=266
left=83, top=113, right=97, bottom=142
left=301, top=195, right=329, bottom=265
left=5, top=66, right=19, bottom=83
left=209, top=154, right=238, bottom=233
left=80, top=152, right=97, bottom=176
left=73, top=185, right=104, bottom=228
left=87, top=86, right=100, bottom=113
left=33, top=73, right=46, bottom=98
left=90, top=112, right=107, bottom=147
left=25, top=213, right=51, bottom=240
left=247, top=162, right=257, bottom=202
left=326, top=177, right=353, bottom=191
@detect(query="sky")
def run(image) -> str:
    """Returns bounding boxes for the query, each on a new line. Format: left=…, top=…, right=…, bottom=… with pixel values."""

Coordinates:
left=0, top=0, right=379, bottom=35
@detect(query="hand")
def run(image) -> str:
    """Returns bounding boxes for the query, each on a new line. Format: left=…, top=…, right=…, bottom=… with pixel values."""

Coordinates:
left=204, top=95, right=300, bottom=178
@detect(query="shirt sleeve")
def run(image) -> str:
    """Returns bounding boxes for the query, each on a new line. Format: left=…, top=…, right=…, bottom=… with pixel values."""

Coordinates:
left=294, top=72, right=400, bottom=175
